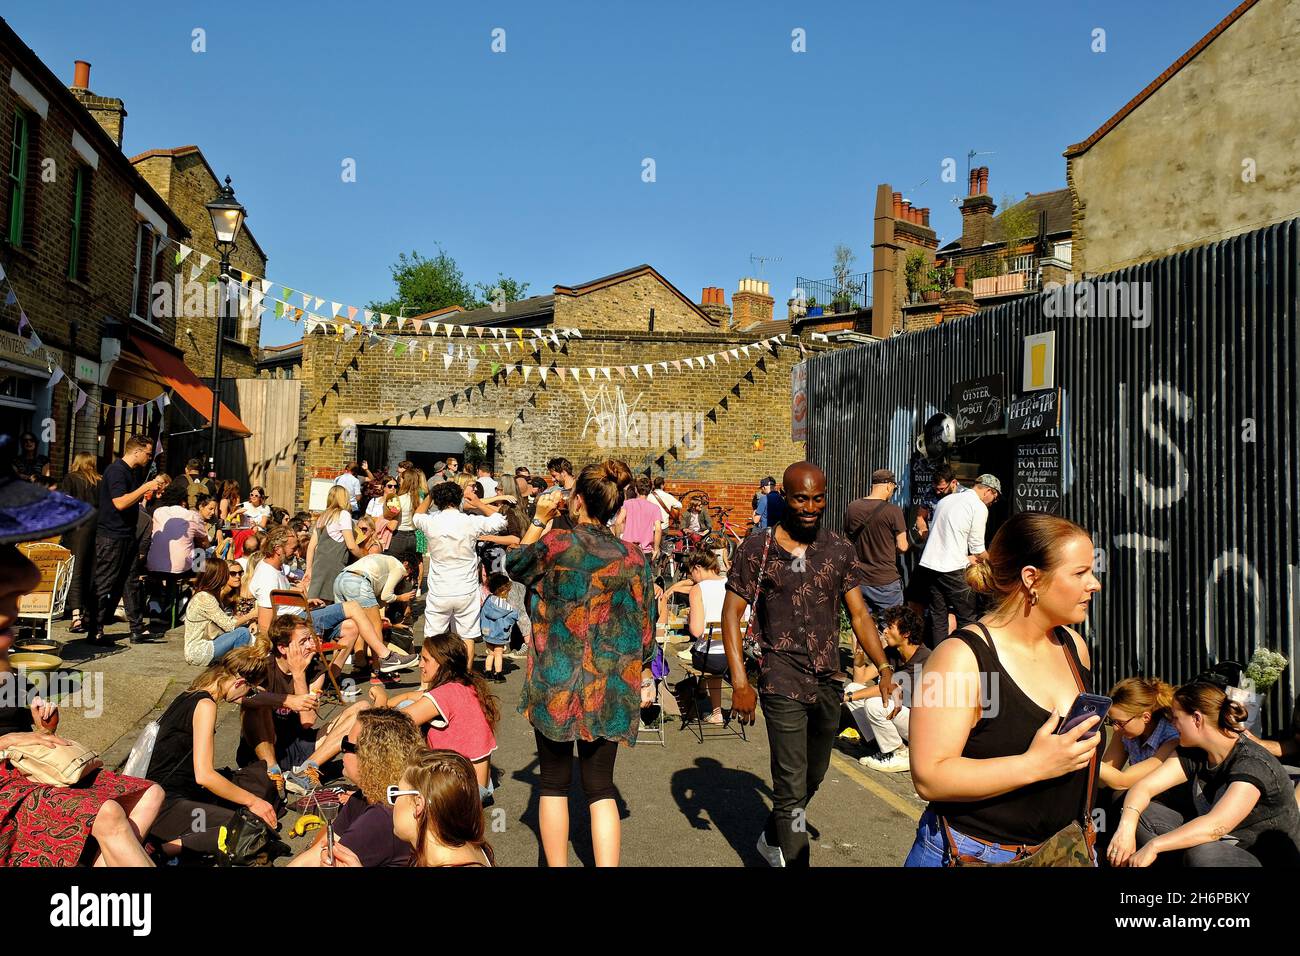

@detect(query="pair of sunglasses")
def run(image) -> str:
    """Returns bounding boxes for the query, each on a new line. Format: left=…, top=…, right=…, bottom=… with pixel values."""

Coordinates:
left=386, top=785, right=419, bottom=805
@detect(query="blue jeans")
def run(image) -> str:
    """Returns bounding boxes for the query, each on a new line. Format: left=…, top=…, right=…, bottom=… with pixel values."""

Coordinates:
left=904, top=809, right=1021, bottom=867
left=308, top=603, right=346, bottom=641
left=211, top=626, right=253, bottom=662
left=859, top=580, right=904, bottom=619
left=333, top=570, right=378, bottom=608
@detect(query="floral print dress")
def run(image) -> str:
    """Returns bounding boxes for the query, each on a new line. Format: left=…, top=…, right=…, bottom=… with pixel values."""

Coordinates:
left=506, top=525, right=656, bottom=745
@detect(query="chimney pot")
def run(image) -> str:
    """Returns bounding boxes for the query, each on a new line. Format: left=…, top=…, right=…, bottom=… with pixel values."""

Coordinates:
left=921, top=207, right=930, bottom=227
left=968, top=168, right=977, bottom=196
left=978, top=167, right=989, bottom=194
left=72, top=60, right=91, bottom=90
left=892, top=191, right=903, bottom=218
left=954, top=265, right=966, bottom=288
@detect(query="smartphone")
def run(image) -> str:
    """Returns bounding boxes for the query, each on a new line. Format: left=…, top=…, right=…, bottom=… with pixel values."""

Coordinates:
left=1057, top=693, right=1111, bottom=739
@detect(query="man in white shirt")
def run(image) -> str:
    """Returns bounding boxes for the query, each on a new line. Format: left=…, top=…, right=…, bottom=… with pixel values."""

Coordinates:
left=334, top=463, right=363, bottom=516
left=475, top=463, right=499, bottom=499
left=413, top=480, right=507, bottom=665
left=917, top=474, right=1001, bottom=648
left=251, top=526, right=417, bottom=673
left=647, top=476, right=681, bottom=527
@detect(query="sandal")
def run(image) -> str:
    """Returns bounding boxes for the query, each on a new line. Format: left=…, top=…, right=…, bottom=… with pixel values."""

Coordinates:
left=69, top=613, right=86, bottom=633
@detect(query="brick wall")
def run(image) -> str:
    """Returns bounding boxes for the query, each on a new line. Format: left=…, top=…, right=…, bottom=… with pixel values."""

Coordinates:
left=297, top=273, right=819, bottom=510
left=0, top=39, right=184, bottom=475
left=133, top=150, right=267, bottom=378
left=553, top=271, right=714, bottom=335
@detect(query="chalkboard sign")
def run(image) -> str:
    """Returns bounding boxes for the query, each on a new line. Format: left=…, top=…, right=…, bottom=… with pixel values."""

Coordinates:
left=910, top=453, right=936, bottom=505
left=1014, top=438, right=1062, bottom=514
left=1008, top=389, right=1061, bottom=437
left=950, top=375, right=1006, bottom=437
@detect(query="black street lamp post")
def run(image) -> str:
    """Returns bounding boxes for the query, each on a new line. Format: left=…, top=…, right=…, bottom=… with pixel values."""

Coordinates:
left=204, top=176, right=246, bottom=477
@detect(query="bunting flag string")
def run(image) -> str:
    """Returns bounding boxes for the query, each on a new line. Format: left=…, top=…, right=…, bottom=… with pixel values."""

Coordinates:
left=0, top=256, right=174, bottom=419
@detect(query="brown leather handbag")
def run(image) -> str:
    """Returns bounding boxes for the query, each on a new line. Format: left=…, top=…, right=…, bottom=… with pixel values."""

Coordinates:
left=941, top=627, right=1098, bottom=867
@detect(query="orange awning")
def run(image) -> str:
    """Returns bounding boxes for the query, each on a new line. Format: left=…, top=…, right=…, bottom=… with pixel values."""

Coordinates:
left=130, top=336, right=252, bottom=437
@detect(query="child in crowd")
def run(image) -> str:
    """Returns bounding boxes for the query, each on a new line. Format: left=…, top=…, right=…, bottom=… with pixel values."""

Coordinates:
left=480, top=573, right=519, bottom=683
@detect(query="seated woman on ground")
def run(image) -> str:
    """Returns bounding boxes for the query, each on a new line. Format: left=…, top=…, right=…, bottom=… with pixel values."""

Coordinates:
left=371, top=630, right=498, bottom=804
left=145, top=644, right=288, bottom=860
left=1098, top=677, right=1181, bottom=792
left=183, top=557, right=258, bottom=666
left=390, top=749, right=494, bottom=867
left=1, top=544, right=165, bottom=866
left=288, top=709, right=427, bottom=867
left=1108, top=679, right=1300, bottom=867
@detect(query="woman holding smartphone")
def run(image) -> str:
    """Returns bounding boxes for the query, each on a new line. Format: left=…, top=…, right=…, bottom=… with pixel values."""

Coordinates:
left=904, top=511, right=1104, bottom=866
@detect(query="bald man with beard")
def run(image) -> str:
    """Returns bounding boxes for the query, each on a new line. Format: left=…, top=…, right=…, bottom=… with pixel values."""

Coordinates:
left=722, top=461, right=896, bottom=867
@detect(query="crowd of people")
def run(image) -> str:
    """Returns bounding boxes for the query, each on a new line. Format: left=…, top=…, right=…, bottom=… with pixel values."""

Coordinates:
left=2, top=429, right=1299, bottom=870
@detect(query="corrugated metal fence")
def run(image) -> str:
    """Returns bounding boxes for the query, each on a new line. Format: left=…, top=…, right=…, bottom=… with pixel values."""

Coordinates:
left=807, top=219, right=1299, bottom=728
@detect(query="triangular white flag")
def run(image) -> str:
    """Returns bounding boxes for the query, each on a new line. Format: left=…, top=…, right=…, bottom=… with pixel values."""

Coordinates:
left=397, top=316, right=406, bottom=331
left=475, top=327, right=484, bottom=338
left=571, top=329, right=582, bottom=338
left=673, top=360, right=682, bottom=372
left=708, top=353, right=717, bottom=366
left=331, top=302, right=343, bottom=317
left=659, top=362, right=667, bottom=372
left=458, top=325, right=468, bottom=337
left=587, top=368, right=596, bottom=380
left=443, top=354, right=454, bottom=369
left=315, top=298, right=325, bottom=311
left=549, top=332, right=560, bottom=347
left=190, top=253, right=211, bottom=280
left=601, top=368, right=611, bottom=380
left=47, top=366, right=65, bottom=389
left=729, top=348, right=740, bottom=360
left=364, top=310, right=373, bottom=323
left=539, top=367, right=549, bottom=382
left=686, top=358, right=696, bottom=369
left=467, top=357, right=479, bottom=374
left=570, top=368, right=581, bottom=382
left=644, top=364, right=653, bottom=378
left=174, top=243, right=193, bottom=264
left=630, top=365, right=640, bottom=379
left=301, top=292, right=311, bottom=308
left=741, top=345, right=751, bottom=358
left=521, top=366, right=531, bottom=382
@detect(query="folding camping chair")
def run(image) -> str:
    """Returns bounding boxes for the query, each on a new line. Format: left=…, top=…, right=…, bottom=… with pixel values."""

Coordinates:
left=678, top=622, right=747, bottom=744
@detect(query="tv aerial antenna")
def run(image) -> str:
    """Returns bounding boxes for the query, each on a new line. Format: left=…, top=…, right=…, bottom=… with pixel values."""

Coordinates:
left=749, top=253, right=781, bottom=277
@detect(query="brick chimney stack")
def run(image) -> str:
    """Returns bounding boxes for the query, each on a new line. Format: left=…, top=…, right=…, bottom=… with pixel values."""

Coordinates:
left=958, top=165, right=996, bottom=250
left=67, top=60, right=127, bottom=147
left=732, top=278, right=774, bottom=330
left=699, top=286, right=732, bottom=329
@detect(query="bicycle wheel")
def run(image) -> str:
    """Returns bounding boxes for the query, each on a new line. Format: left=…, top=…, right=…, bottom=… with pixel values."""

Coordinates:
left=702, top=531, right=734, bottom=566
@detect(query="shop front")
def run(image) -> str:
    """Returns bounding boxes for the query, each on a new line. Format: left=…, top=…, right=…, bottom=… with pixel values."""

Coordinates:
left=0, top=328, right=57, bottom=461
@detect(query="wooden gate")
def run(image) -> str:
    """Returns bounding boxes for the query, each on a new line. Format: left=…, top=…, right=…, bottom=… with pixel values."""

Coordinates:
left=216, top=378, right=302, bottom=510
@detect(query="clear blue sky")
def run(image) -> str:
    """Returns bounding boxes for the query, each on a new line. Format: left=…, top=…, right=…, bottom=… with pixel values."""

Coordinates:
left=10, top=0, right=1232, bottom=346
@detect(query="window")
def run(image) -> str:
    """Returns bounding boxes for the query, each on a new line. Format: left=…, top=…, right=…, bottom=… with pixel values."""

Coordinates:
left=131, top=222, right=164, bottom=322
left=7, top=110, right=30, bottom=247
left=68, top=166, right=90, bottom=280
left=223, top=280, right=243, bottom=342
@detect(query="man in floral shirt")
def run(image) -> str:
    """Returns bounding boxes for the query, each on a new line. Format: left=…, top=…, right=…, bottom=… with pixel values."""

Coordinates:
left=723, top=461, right=895, bottom=867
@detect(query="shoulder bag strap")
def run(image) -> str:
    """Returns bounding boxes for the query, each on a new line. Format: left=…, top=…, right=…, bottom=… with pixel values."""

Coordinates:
left=741, top=530, right=774, bottom=644
left=1055, top=627, right=1099, bottom=833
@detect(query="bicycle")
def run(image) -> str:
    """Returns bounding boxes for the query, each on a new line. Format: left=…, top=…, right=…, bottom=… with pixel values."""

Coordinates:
left=700, top=506, right=753, bottom=567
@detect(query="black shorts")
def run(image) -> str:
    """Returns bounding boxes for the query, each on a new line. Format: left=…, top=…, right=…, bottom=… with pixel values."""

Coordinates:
left=691, top=649, right=728, bottom=676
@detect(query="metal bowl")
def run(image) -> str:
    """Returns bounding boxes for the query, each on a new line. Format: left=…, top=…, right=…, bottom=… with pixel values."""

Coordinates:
left=13, top=639, right=61, bottom=656
left=6, top=652, right=63, bottom=672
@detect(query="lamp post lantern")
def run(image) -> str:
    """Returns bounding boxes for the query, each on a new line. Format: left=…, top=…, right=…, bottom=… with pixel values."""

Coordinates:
left=204, top=176, right=246, bottom=477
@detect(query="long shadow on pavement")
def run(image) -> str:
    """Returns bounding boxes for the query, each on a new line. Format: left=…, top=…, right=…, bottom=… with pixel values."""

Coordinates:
left=670, top=756, right=773, bottom=866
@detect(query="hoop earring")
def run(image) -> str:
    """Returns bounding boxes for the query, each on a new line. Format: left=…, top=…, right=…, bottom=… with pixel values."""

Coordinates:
left=1029, top=589, right=1040, bottom=607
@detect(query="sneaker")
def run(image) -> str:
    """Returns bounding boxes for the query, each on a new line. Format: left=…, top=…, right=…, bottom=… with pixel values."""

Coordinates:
left=756, top=831, right=786, bottom=868
left=129, top=632, right=162, bottom=645
left=703, top=708, right=724, bottom=725
left=378, top=651, right=419, bottom=674
left=860, top=748, right=910, bottom=773
left=285, top=762, right=321, bottom=795
left=506, top=647, right=528, bottom=660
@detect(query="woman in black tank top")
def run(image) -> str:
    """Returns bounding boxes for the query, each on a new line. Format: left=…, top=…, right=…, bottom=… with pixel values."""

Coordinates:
left=904, top=512, right=1104, bottom=866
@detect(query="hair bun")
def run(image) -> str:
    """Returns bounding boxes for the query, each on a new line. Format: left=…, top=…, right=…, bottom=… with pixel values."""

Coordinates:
left=603, top=459, right=633, bottom=490
left=965, top=555, right=995, bottom=594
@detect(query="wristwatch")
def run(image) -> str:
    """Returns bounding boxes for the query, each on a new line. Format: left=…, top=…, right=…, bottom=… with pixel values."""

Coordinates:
left=530, top=518, right=545, bottom=528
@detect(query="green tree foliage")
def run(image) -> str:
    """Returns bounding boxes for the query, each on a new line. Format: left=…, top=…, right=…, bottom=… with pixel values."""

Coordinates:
left=368, top=248, right=530, bottom=316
